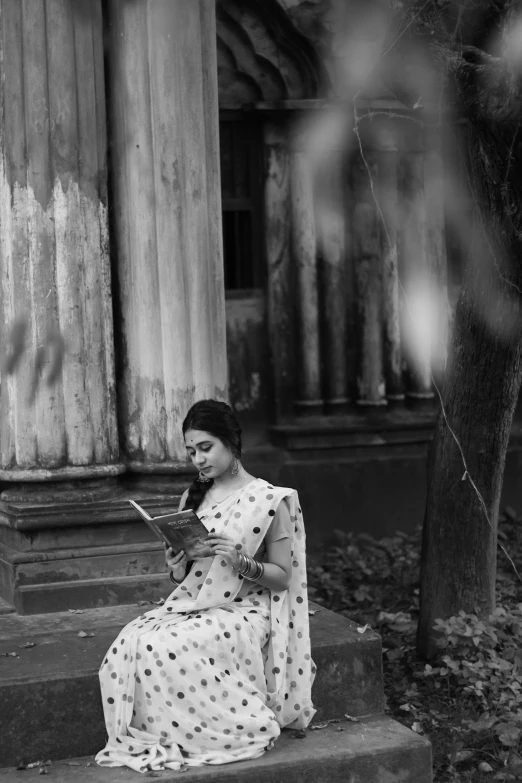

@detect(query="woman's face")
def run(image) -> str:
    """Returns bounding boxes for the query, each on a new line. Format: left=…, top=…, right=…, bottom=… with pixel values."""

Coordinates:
left=184, top=429, right=234, bottom=480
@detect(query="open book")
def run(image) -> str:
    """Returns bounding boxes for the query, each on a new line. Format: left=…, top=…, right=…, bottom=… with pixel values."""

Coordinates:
left=129, top=500, right=214, bottom=559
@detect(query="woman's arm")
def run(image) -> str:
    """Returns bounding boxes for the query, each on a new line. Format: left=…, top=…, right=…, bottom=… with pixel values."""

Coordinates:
left=208, top=499, right=293, bottom=592
left=207, top=534, right=292, bottom=591
left=256, top=536, right=292, bottom=591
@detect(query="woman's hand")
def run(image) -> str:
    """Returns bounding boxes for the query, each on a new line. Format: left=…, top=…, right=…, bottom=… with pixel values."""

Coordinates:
left=165, top=545, right=187, bottom=582
left=207, top=534, right=241, bottom=569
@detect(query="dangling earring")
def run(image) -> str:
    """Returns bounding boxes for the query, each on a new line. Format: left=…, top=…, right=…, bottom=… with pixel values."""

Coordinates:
left=231, top=457, right=239, bottom=476
left=198, top=471, right=212, bottom=483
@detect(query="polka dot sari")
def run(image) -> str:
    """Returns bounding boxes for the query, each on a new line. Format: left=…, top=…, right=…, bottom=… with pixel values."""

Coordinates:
left=95, top=479, right=316, bottom=772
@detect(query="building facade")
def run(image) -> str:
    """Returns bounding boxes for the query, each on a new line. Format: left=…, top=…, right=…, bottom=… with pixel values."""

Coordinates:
left=0, top=0, right=519, bottom=615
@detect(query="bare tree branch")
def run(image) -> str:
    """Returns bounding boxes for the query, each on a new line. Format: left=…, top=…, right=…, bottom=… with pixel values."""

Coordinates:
left=384, top=0, right=522, bottom=123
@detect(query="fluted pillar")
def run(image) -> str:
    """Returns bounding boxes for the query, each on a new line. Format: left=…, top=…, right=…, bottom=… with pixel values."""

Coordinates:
left=399, top=130, right=434, bottom=400
left=106, top=0, right=227, bottom=468
left=352, top=149, right=386, bottom=406
left=425, top=131, right=450, bottom=382
left=0, top=0, right=120, bottom=480
left=317, top=150, right=350, bottom=412
left=264, top=119, right=295, bottom=421
left=290, top=123, right=323, bottom=416
left=378, top=139, right=404, bottom=402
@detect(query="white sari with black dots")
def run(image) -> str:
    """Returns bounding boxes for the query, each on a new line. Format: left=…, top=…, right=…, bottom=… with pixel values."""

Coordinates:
left=95, top=478, right=316, bottom=772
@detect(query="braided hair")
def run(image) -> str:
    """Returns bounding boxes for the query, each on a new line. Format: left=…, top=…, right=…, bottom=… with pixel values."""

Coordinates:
left=182, top=400, right=242, bottom=511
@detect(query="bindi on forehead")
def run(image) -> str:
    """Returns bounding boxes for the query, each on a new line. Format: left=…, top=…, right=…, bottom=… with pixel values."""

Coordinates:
left=184, top=430, right=216, bottom=448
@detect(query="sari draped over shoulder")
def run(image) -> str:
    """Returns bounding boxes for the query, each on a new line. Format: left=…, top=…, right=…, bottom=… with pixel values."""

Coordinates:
left=95, top=478, right=316, bottom=773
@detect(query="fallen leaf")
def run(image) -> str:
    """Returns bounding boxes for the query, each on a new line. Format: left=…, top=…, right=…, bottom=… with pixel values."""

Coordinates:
left=308, top=610, right=320, bottom=616
left=77, top=631, right=94, bottom=638
left=454, top=749, right=474, bottom=763
left=411, top=722, right=423, bottom=733
left=19, top=642, right=36, bottom=649
left=344, top=714, right=361, bottom=723
left=357, top=624, right=371, bottom=634
left=336, top=726, right=344, bottom=732
left=153, top=599, right=165, bottom=606
left=2, top=651, right=19, bottom=657
left=478, top=761, right=494, bottom=772
left=27, top=761, right=44, bottom=769
left=310, top=723, right=328, bottom=731
left=68, top=609, right=84, bottom=614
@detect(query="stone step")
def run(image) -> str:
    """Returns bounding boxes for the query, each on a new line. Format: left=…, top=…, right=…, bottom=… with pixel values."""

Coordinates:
left=0, top=718, right=432, bottom=783
left=13, top=571, right=172, bottom=615
left=0, top=597, right=14, bottom=615
left=0, top=489, right=182, bottom=615
left=0, top=541, right=172, bottom=615
left=0, top=603, right=384, bottom=768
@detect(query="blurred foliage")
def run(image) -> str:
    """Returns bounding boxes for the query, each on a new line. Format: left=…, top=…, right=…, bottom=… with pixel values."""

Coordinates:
left=307, top=509, right=522, bottom=782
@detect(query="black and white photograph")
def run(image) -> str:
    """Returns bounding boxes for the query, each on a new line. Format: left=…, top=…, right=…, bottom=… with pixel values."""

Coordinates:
left=0, top=1, right=522, bottom=782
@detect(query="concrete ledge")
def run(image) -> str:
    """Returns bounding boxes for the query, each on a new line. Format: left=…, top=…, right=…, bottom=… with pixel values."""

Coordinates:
left=0, top=719, right=432, bottom=783
left=0, top=603, right=383, bottom=767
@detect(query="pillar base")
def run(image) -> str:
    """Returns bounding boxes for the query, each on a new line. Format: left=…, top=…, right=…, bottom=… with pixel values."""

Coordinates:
left=0, top=475, right=190, bottom=614
left=295, top=399, right=324, bottom=417
left=324, top=398, right=352, bottom=416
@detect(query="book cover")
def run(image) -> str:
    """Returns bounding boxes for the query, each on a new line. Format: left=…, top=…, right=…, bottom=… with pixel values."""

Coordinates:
left=129, top=500, right=214, bottom=559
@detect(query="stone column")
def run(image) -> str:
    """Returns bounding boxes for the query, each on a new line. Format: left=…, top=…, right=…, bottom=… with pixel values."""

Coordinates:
left=399, top=128, right=434, bottom=400
left=264, top=118, right=295, bottom=422
left=290, top=123, right=323, bottom=416
left=378, top=140, right=404, bottom=402
left=0, top=0, right=120, bottom=478
left=0, top=0, right=130, bottom=614
left=317, top=150, right=350, bottom=413
left=106, top=0, right=227, bottom=469
left=425, top=130, right=450, bottom=383
left=352, top=149, right=387, bottom=406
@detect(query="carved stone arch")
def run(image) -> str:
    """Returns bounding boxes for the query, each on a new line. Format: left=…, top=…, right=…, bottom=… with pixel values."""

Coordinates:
left=216, top=0, right=323, bottom=108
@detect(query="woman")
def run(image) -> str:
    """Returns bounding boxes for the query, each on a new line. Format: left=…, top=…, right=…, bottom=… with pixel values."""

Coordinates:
left=96, top=400, right=315, bottom=773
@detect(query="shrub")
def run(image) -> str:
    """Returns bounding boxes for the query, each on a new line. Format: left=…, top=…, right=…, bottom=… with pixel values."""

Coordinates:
left=421, top=607, right=522, bottom=776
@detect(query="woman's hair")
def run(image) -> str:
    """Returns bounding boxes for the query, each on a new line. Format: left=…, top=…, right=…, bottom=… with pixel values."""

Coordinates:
left=182, top=400, right=242, bottom=510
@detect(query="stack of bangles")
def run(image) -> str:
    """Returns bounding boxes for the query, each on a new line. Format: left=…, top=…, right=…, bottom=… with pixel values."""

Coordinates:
left=233, top=552, right=265, bottom=581
left=169, top=553, right=264, bottom=584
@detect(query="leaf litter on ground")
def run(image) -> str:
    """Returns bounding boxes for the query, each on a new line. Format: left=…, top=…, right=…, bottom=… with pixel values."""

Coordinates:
left=307, top=512, right=522, bottom=782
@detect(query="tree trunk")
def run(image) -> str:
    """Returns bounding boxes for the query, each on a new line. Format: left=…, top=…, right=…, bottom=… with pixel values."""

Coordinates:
left=417, top=116, right=522, bottom=659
